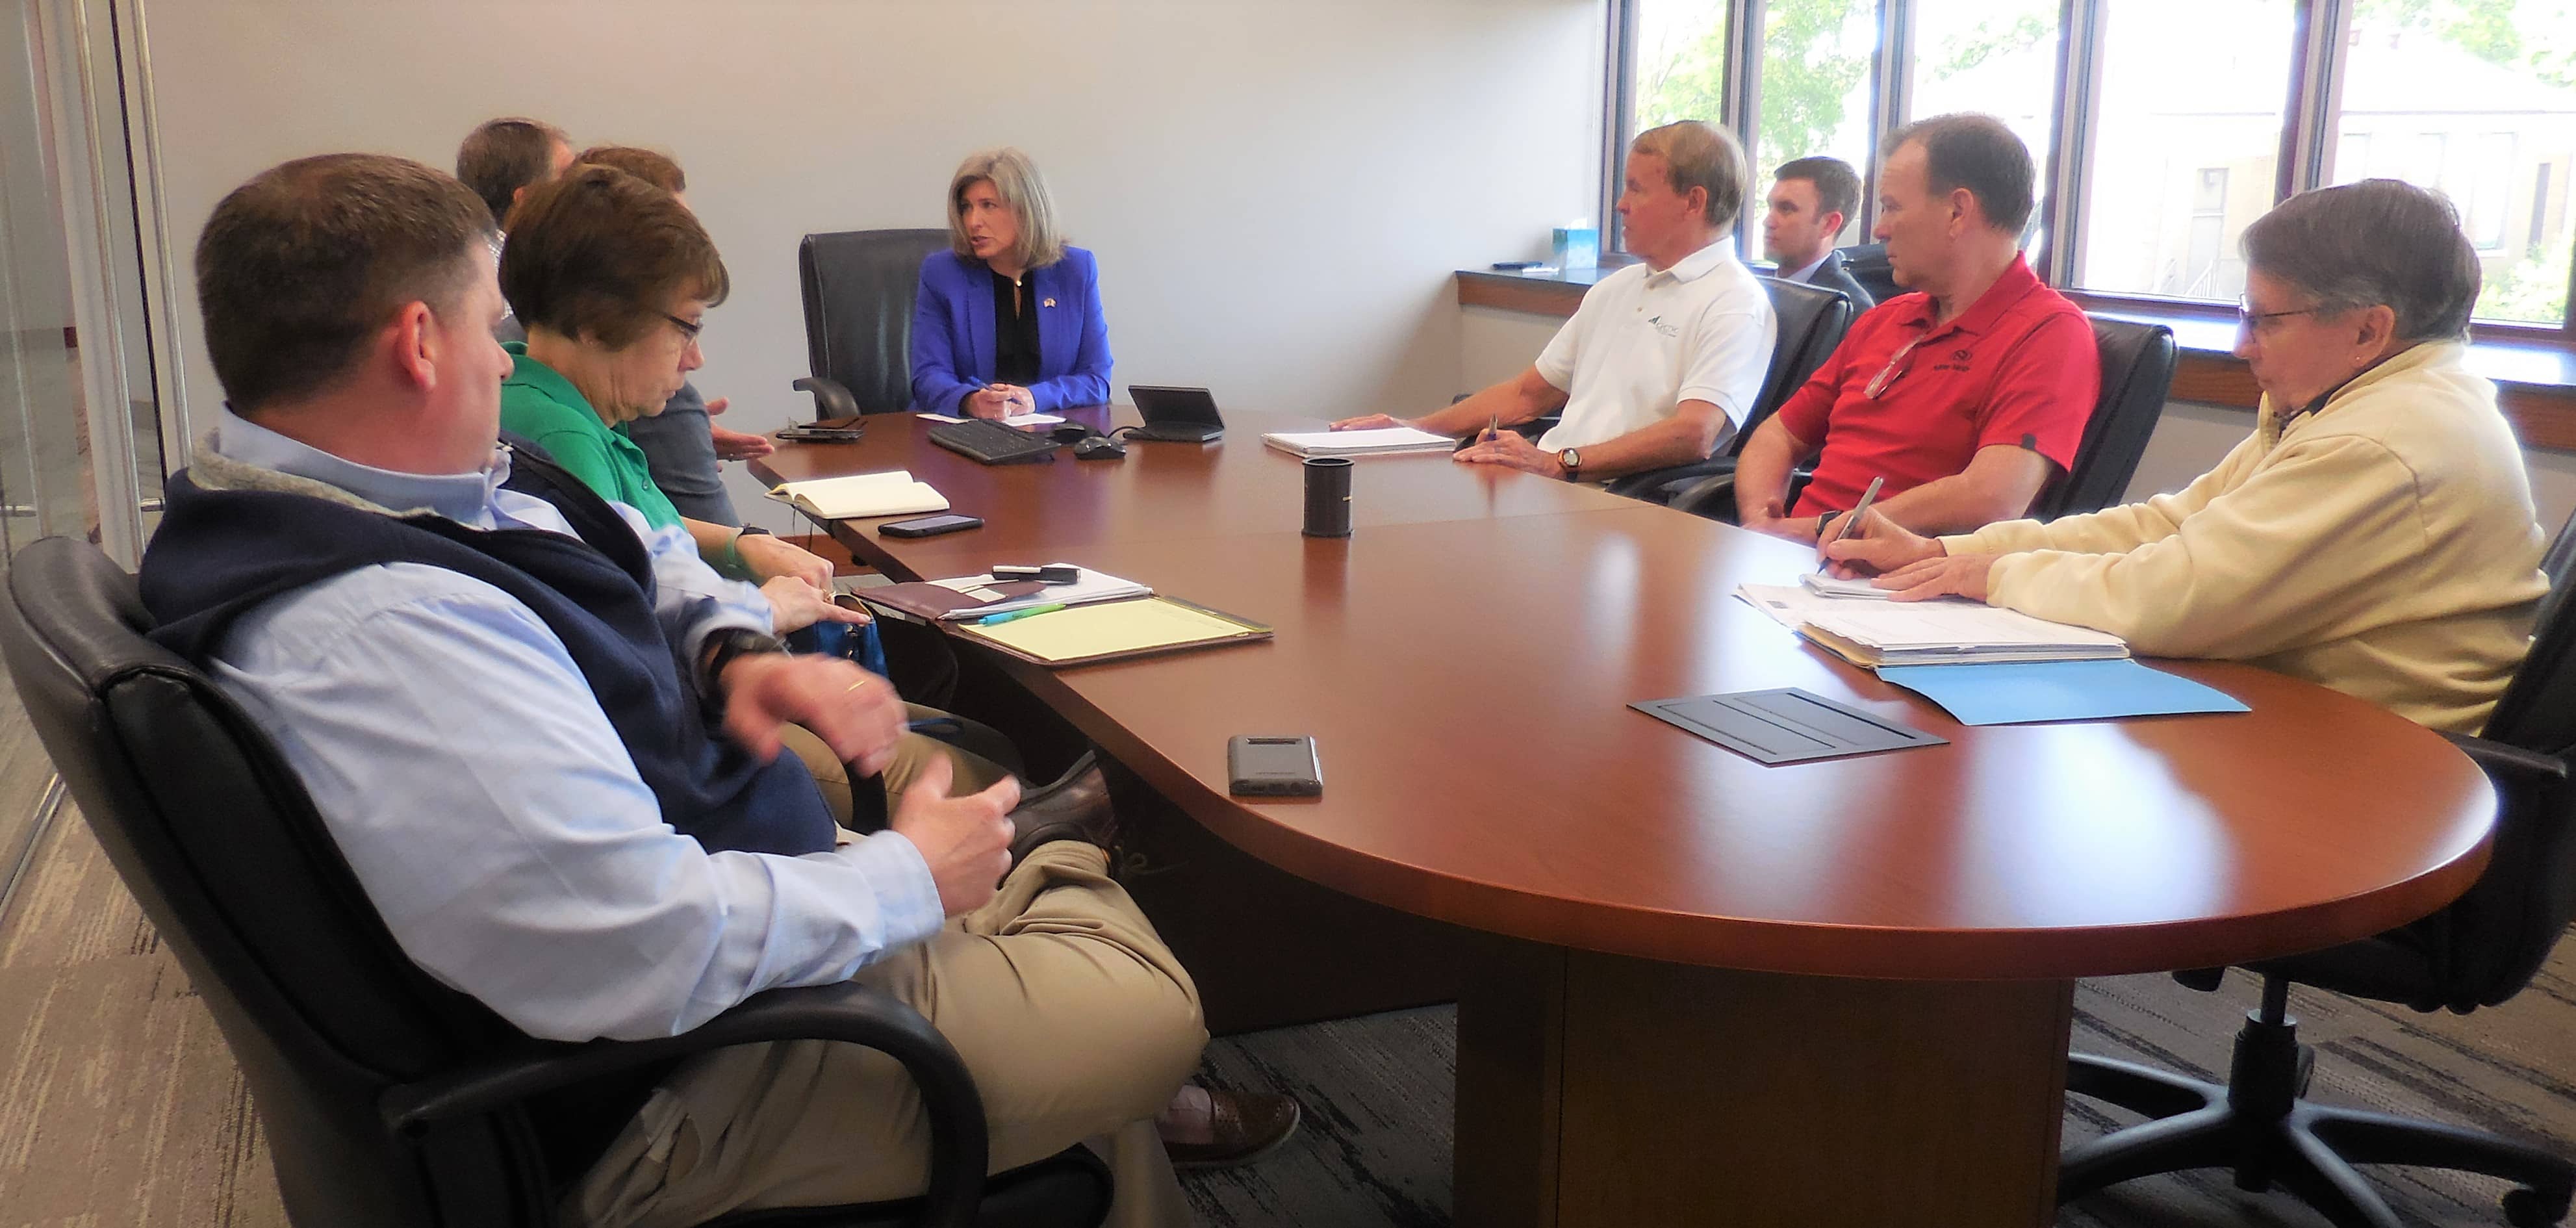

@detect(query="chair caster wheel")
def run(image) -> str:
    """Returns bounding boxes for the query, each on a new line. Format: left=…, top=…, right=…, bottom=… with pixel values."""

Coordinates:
left=2505, top=1185, right=2572, bottom=1227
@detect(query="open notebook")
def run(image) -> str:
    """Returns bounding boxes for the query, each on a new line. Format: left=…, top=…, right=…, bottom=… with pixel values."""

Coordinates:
left=763, top=469, right=949, bottom=519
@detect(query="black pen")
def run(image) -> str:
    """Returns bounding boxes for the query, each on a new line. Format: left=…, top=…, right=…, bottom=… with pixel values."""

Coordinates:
left=1818, top=476, right=1885, bottom=573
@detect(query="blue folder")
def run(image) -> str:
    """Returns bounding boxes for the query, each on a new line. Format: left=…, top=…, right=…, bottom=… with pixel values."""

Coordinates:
left=1875, top=658, right=2250, bottom=726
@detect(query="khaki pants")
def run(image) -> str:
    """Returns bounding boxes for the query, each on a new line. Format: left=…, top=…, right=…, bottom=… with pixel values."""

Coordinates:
left=781, top=704, right=1012, bottom=823
left=568, top=786, right=1205, bottom=1228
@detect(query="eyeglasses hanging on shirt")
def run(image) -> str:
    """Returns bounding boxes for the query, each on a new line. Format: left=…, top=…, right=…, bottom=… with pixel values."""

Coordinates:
left=1863, top=333, right=1930, bottom=400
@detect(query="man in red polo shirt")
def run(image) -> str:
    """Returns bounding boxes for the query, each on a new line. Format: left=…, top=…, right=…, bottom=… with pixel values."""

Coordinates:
left=1735, top=113, right=2099, bottom=543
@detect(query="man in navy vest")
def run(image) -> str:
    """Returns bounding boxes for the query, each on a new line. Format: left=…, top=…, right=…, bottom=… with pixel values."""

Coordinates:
left=139, top=153, right=1245, bottom=1228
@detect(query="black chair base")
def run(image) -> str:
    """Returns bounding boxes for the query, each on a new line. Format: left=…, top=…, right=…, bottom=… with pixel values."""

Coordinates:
left=2063, top=992, right=2575, bottom=1228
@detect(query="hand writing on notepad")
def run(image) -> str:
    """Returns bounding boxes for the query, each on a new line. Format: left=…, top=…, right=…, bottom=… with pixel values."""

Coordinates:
left=1814, top=506, right=1998, bottom=602
left=1817, top=506, right=1941, bottom=578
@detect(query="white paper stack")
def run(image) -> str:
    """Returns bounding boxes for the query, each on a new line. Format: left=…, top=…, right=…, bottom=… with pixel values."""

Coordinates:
left=1735, top=583, right=2128, bottom=666
left=1260, top=427, right=1457, bottom=457
left=764, top=470, right=949, bottom=519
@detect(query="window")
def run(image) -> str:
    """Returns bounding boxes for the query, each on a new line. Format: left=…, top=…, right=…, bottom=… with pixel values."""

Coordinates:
left=1909, top=0, right=2063, bottom=249
left=1750, top=0, right=1879, bottom=238
left=1605, top=0, right=2576, bottom=337
left=2334, top=0, right=2576, bottom=325
left=2074, top=0, right=2296, bottom=301
left=1632, top=0, right=1733, bottom=136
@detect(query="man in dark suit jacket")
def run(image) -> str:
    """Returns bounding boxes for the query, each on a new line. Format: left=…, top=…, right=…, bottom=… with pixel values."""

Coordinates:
left=1765, top=155, right=1876, bottom=311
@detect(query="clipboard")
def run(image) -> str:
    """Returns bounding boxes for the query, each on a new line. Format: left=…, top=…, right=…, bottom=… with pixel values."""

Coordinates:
left=949, top=596, right=1273, bottom=667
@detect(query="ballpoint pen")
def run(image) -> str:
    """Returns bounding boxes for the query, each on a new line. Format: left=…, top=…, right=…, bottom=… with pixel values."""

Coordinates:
left=977, top=602, right=1067, bottom=626
left=1818, top=476, right=1885, bottom=574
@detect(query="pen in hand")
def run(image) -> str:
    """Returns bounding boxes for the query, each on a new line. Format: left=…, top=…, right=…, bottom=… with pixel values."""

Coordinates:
left=1817, top=476, right=1885, bottom=574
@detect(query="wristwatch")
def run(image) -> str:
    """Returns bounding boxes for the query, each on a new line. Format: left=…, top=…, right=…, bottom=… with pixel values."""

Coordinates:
left=1556, top=447, right=1582, bottom=480
left=698, top=628, right=786, bottom=720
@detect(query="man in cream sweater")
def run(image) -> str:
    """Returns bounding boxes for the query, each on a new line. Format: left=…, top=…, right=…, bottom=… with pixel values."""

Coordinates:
left=1826, top=179, right=2549, bottom=734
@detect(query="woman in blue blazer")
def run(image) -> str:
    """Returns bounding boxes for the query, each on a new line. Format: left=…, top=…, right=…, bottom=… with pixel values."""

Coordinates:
left=911, top=148, right=1113, bottom=417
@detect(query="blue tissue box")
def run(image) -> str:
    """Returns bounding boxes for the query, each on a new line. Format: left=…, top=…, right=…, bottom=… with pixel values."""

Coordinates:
left=1551, top=226, right=1600, bottom=270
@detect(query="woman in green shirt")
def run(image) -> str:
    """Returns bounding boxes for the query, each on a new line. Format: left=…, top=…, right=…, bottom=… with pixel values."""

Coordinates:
left=497, top=164, right=847, bottom=632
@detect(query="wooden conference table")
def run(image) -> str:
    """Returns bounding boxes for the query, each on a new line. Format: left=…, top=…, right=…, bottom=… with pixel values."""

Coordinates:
left=754, top=406, right=2494, bottom=1227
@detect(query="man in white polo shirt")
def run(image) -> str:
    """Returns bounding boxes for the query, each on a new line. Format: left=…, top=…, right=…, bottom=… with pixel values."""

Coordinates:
left=1331, top=120, right=1776, bottom=483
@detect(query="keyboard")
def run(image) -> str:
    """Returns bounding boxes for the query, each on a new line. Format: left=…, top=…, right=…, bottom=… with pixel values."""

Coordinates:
left=928, top=418, right=1061, bottom=465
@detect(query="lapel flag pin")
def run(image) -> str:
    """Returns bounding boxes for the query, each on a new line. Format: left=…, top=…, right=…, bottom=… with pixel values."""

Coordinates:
left=1043, top=298, right=1057, bottom=308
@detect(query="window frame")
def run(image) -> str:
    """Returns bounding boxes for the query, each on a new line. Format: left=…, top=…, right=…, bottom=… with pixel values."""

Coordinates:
left=1605, top=0, right=2576, bottom=345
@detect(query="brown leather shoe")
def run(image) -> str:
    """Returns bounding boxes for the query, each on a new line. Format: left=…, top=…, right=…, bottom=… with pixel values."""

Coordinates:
left=1160, top=1086, right=1302, bottom=1170
left=1006, top=750, right=1117, bottom=866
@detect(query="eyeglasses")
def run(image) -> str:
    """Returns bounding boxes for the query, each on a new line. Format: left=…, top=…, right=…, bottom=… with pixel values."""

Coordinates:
left=2236, top=298, right=2317, bottom=333
left=1863, top=334, right=1928, bottom=400
left=660, top=311, right=704, bottom=343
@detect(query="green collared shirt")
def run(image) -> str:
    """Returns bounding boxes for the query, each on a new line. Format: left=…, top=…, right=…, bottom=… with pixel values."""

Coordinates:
left=498, top=342, right=684, bottom=531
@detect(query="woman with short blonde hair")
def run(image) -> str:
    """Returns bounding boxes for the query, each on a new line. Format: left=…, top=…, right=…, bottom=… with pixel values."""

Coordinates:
left=911, top=146, right=1114, bottom=418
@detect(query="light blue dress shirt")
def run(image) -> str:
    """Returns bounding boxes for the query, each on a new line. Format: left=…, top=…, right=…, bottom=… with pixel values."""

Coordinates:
left=194, top=411, right=947, bottom=1042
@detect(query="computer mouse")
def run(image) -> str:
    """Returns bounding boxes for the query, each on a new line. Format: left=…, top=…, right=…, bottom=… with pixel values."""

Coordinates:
left=1073, top=435, right=1127, bottom=461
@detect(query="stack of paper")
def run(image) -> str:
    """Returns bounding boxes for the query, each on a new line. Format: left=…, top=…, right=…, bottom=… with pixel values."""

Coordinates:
left=922, top=567, right=1151, bottom=619
left=1802, top=604, right=2128, bottom=667
left=765, top=469, right=948, bottom=519
left=1260, top=427, right=1456, bottom=457
left=1735, top=583, right=2127, bottom=666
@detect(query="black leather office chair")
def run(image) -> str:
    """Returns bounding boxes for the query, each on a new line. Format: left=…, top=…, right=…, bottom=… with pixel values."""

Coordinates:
left=795, top=229, right=952, bottom=418
left=1834, top=242, right=1904, bottom=307
left=2031, top=318, right=2174, bottom=519
left=1669, top=312, right=2172, bottom=526
left=0, top=536, right=1110, bottom=1228
left=2060, top=517, right=2576, bottom=1228
left=1600, top=277, right=1854, bottom=505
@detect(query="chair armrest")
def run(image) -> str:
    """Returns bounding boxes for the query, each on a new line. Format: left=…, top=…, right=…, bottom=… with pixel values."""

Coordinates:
left=1603, top=456, right=1737, bottom=505
left=381, top=982, right=987, bottom=1227
left=793, top=376, right=861, bottom=420
left=1670, top=470, right=1741, bottom=520
left=1672, top=466, right=1816, bottom=522
left=2441, top=731, right=2570, bottom=786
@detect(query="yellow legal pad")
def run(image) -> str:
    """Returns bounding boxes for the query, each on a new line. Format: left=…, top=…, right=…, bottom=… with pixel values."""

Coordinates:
left=953, top=597, right=1271, bottom=667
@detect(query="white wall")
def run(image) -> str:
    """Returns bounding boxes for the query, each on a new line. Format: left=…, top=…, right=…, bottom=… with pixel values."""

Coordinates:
left=138, top=0, right=1605, bottom=524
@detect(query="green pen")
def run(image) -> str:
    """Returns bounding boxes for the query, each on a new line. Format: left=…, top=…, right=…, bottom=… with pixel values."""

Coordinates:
left=977, top=602, right=1067, bottom=626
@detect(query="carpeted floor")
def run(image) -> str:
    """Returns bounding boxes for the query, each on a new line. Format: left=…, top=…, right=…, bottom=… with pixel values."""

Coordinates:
left=8, top=792, right=2576, bottom=1228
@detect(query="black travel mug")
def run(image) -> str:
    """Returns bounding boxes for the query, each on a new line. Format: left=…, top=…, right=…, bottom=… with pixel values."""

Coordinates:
left=1302, top=456, right=1353, bottom=538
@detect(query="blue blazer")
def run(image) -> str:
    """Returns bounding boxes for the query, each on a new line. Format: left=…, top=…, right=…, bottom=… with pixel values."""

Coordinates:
left=909, top=246, right=1113, bottom=414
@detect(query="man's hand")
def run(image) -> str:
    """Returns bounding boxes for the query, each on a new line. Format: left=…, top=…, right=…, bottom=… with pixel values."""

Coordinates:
left=1870, top=552, right=2002, bottom=603
left=718, top=653, right=905, bottom=773
left=1329, top=413, right=1414, bottom=431
left=1818, top=508, right=1945, bottom=578
left=887, top=756, right=1020, bottom=917
left=705, top=400, right=774, bottom=460
left=762, top=576, right=871, bottom=635
left=735, top=533, right=835, bottom=590
left=1740, top=497, right=1821, bottom=544
left=1453, top=429, right=1565, bottom=478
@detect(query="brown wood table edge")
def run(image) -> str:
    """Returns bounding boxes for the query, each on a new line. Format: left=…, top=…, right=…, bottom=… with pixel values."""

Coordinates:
left=950, top=633, right=2498, bottom=983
